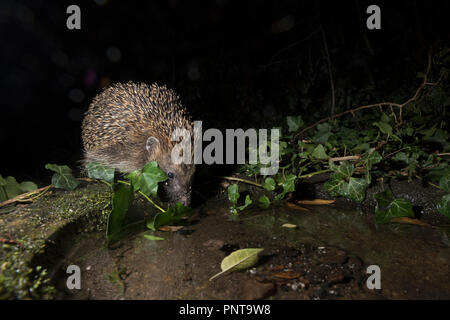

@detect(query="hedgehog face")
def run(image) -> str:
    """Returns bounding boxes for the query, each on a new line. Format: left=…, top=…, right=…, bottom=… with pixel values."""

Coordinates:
left=146, top=135, right=195, bottom=206
left=159, top=161, right=195, bottom=206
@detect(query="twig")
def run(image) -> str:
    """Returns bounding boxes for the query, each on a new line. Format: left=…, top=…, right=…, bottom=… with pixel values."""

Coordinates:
left=0, top=185, right=52, bottom=208
left=414, top=175, right=441, bottom=191
left=294, top=53, right=439, bottom=139
left=219, top=176, right=263, bottom=188
left=321, top=26, right=335, bottom=116
left=328, top=155, right=361, bottom=162
left=0, top=238, right=23, bottom=248
left=298, top=169, right=332, bottom=179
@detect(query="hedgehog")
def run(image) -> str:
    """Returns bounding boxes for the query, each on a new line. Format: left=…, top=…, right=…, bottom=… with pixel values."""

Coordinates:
left=81, top=82, right=195, bottom=205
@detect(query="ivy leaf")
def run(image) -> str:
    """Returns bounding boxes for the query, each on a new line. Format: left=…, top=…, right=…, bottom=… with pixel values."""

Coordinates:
left=390, top=199, right=414, bottom=218
left=324, top=162, right=368, bottom=202
left=439, top=174, right=450, bottom=193
left=262, top=178, right=275, bottom=191
left=362, top=151, right=382, bottom=170
left=312, top=123, right=334, bottom=144
left=345, top=177, right=368, bottom=202
left=85, top=162, right=115, bottom=184
left=107, top=182, right=134, bottom=241
left=323, top=178, right=346, bottom=197
left=227, top=184, right=240, bottom=205
left=258, top=195, right=270, bottom=208
left=275, top=174, right=296, bottom=200
left=0, top=175, right=37, bottom=200
left=286, top=115, right=304, bottom=132
left=437, top=194, right=450, bottom=218
left=237, top=194, right=252, bottom=211
left=147, top=202, right=191, bottom=231
left=373, top=121, right=392, bottom=136
left=374, top=189, right=414, bottom=224
left=311, top=144, right=328, bottom=159
left=19, top=181, right=38, bottom=193
left=127, top=170, right=142, bottom=192
left=329, top=161, right=354, bottom=180
left=131, top=161, right=167, bottom=196
left=45, top=164, right=80, bottom=190
left=373, top=189, right=394, bottom=210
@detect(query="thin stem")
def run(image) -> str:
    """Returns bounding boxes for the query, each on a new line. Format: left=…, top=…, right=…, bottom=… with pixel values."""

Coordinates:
left=219, top=176, right=264, bottom=188
left=298, top=169, right=332, bottom=179
left=117, top=180, right=166, bottom=213
left=414, top=175, right=442, bottom=190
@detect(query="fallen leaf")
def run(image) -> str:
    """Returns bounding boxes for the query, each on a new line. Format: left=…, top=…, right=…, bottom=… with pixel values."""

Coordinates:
left=296, top=199, right=335, bottom=205
left=159, top=225, right=184, bottom=232
left=272, top=271, right=303, bottom=279
left=390, top=217, right=432, bottom=227
left=285, top=202, right=310, bottom=211
left=209, top=248, right=263, bottom=281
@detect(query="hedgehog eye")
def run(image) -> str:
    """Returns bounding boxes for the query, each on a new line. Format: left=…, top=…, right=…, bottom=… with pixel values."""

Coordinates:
left=167, top=172, right=174, bottom=179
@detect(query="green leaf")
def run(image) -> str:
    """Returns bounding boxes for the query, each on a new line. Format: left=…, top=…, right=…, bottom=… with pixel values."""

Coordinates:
left=139, top=162, right=167, bottom=196
left=437, top=194, right=450, bottom=218
left=324, top=162, right=368, bottom=202
left=19, top=181, right=38, bottom=193
left=373, top=189, right=394, bottom=209
left=127, top=170, right=142, bottom=192
left=143, top=234, right=165, bottom=241
left=374, top=189, right=414, bottom=224
left=362, top=151, right=382, bottom=170
left=345, top=177, right=368, bottom=202
left=311, top=144, right=328, bottom=159
left=148, top=202, right=191, bottom=231
left=128, top=162, right=167, bottom=196
left=262, top=178, right=275, bottom=191
left=85, top=162, right=115, bottom=184
left=439, top=174, right=450, bottom=193
left=3, top=176, right=24, bottom=199
left=227, top=184, right=239, bottom=205
left=390, top=199, right=414, bottom=217
left=312, top=123, right=334, bottom=144
left=258, top=195, right=270, bottom=208
left=45, top=164, right=80, bottom=190
left=237, top=194, right=252, bottom=211
left=209, top=248, right=264, bottom=281
left=107, top=182, right=134, bottom=240
left=330, top=161, right=354, bottom=179
left=323, top=178, right=346, bottom=197
left=286, top=115, right=303, bottom=132
left=373, top=121, right=392, bottom=135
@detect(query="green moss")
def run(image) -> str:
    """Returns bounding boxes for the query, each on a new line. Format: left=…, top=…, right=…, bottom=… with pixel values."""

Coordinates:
left=0, top=182, right=113, bottom=299
left=0, top=243, right=54, bottom=299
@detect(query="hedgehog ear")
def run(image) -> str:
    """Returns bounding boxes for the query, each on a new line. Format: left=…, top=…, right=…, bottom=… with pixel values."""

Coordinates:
left=146, top=136, right=160, bottom=155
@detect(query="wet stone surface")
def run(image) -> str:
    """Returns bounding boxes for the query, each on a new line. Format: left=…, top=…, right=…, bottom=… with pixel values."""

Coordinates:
left=50, top=198, right=450, bottom=300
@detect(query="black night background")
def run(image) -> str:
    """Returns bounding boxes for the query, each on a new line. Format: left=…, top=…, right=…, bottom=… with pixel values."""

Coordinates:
left=1, top=0, right=450, bottom=301
left=1, top=0, right=448, bottom=182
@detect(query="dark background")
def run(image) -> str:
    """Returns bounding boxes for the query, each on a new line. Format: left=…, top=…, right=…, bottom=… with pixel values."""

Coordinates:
left=1, top=0, right=449, bottom=184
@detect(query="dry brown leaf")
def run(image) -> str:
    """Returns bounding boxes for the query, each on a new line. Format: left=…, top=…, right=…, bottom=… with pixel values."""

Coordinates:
left=271, top=265, right=285, bottom=271
left=285, top=202, right=310, bottom=211
left=272, top=272, right=303, bottom=279
left=390, top=217, right=432, bottom=227
left=296, top=199, right=335, bottom=205
left=158, top=226, right=184, bottom=232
